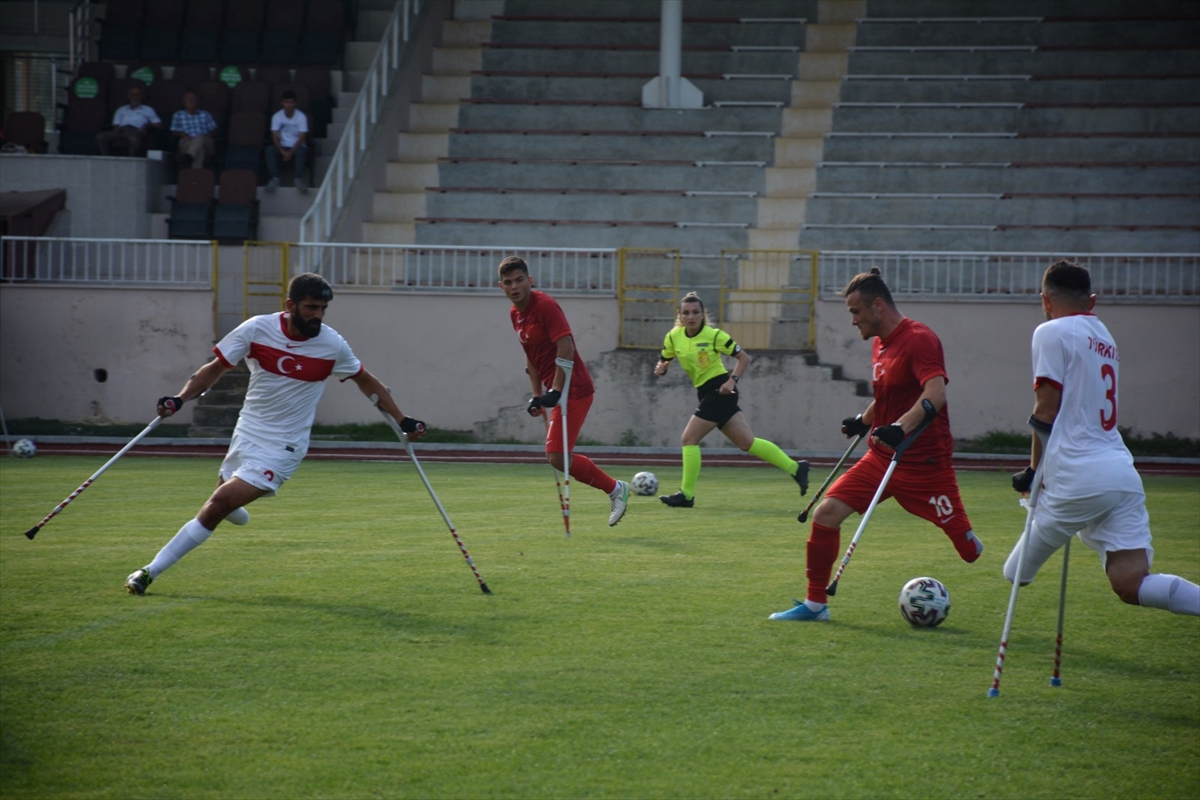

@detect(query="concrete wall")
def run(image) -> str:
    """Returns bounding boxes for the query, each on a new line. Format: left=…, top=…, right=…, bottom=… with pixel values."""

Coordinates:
left=0, top=154, right=167, bottom=239
left=2, top=284, right=1196, bottom=446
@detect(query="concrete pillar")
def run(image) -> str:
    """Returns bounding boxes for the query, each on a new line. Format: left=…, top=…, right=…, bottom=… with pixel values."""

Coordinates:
left=642, top=0, right=704, bottom=108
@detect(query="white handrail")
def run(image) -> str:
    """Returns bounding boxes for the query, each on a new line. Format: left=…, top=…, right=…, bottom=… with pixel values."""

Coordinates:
left=299, top=0, right=423, bottom=245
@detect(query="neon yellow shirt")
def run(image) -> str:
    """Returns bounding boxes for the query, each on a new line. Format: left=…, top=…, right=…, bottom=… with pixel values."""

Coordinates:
left=661, top=324, right=741, bottom=388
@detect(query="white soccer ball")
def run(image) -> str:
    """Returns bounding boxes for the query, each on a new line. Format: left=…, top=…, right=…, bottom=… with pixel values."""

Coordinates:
left=11, top=438, right=36, bottom=458
left=899, top=576, right=951, bottom=628
left=631, top=471, right=658, bottom=496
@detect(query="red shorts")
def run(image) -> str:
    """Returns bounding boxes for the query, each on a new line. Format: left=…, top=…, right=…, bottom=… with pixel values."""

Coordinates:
left=544, top=393, right=593, bottom=455
left=827, top=448, right=973, bottom=537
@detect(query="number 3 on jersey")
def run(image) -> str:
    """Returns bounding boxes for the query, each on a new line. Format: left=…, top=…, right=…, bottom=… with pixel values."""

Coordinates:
left=1100, top=363, right=1117, bottom=431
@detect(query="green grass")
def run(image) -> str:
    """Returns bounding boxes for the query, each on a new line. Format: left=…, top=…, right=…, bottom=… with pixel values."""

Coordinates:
left=2, top=456, right=1198, bottom=799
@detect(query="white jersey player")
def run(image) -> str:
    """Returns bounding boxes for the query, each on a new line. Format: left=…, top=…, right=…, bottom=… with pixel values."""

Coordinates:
left=124, top=273, right=426, bottom=595
left=1004, top=260, right=1199, bottom=616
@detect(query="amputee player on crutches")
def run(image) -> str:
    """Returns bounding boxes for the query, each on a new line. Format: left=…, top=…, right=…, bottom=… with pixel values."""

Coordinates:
left=1003, top=260, right=1199, bottom=617
left=770, top=267, right=984, bottom=622
left=124, top=273, right=426, bottom=595
left=498, top=256, right=630, bottom=529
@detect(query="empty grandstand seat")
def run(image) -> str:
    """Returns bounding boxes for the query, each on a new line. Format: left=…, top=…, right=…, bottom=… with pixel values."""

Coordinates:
left=4, top=112, right=49, bottom=154
left=58, top=78, right=107, bottom=155
left=302, top=0, right=345, bottom=65
left=224, top=110, right=267, bottom=174
left=232, top=81, right=271, bottom=116
left=149, top=79, right=189, bottom=124
left=196, top=80, right=232, bottom=129
left=252, top=66, right=291, bottom=89
left=294, top=65, right=332, bottom=136
left=140, top=0, right=187, bottom=62
left=214, top=64, right=249, bottom=90
left=222, top=0, right=266, bottom=64
left=97, top=0, right=143, bottom=61
left=125, top=64, right=163, bottom=87
left=75, top=61, right=116, bottom=85
left=173, top=64, right=214, bottom=91
left=261, top=0, right=304, bottom=64
left=182, top=0, right=226, bottom=63
left=212, top=168, right=260, bottom=242
left=167, top=168, right=217, bottom=239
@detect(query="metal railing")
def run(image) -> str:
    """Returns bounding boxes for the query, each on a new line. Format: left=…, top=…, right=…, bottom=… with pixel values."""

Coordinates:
left=820, top=251, right=1200, bottom=302
left=68, top=0, right=93, bottom=71
left=298, top=0, right=424, bottom=245
left=0, top=237, right=216, bottom=285
left=618, top=249, right=682, bottom=349
left=289, top=243, right=619, bottom=293
left=720, top=250, right=819, bottom=351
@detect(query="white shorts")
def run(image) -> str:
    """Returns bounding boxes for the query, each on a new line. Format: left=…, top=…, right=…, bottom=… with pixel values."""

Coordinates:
left=219, top=430, right=306, bottom=496
left=1005, top=491, right=1153, bottom=584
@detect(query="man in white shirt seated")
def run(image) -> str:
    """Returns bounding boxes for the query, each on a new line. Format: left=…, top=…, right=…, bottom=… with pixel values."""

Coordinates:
left=97, top=85, right=162, bottom=157
left=265, top=90, right=309, bottom=193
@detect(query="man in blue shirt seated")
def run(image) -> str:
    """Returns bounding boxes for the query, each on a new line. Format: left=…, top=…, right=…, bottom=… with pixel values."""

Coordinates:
left=170, top=91, right=219, bottom=169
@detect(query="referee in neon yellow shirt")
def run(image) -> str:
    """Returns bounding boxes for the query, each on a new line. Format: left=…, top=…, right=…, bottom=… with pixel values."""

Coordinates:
left=654, top=292, right=809, bottom=507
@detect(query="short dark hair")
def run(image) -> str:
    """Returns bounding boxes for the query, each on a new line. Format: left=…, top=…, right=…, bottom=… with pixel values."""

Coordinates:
left=281, top=89, right=297, bottom=102
left=498, top=256, right=529, bottom=278
left=1042, top=259, right=1091, bottom=306
left=841, top=266, right=895, bottom=308
left=288, top=272, right=333, bottom=302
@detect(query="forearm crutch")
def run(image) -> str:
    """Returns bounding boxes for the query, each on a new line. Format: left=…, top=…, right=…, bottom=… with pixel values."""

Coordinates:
left=543, top=413, right=568, bottom=534
left=825, top=416, right=934, bottom=597
left=371, top=395, right=491, bottom=595
left=25, top=416, right=163, bottom=539
left=987, top=423, right=1051, bottom=697
left=798, top=433, right=865, bottom=523
left=555, top=357, right=574, bottom=538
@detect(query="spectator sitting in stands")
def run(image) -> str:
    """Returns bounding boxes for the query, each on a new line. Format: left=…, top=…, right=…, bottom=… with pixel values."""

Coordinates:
left=97, top=86, right=162, bottom=157
left=170, top=90, right=219, bottom=169
left=265, top=90, right=309, bottom=193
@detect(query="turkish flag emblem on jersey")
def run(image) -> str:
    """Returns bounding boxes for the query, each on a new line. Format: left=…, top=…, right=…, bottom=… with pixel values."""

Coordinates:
left=249, top=343, right=334, bottom=382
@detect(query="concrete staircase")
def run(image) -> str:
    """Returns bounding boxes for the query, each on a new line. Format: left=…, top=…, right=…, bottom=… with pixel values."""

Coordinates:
left=188, top=366, right=249, bottom=438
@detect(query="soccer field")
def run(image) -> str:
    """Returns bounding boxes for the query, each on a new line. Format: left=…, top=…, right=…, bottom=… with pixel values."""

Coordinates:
left=2, top=455, right=1197, bottom=799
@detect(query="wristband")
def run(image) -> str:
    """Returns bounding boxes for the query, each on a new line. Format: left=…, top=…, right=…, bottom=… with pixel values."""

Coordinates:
left=1028, top=414, right=1053, bottom=435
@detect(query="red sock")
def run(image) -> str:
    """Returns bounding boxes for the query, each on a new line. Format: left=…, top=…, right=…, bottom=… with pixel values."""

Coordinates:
left=947, top=528, right=983, bottom=563
left=806, top=524, right=841, bottom=604
left=569, top=454, right=618, bottom=495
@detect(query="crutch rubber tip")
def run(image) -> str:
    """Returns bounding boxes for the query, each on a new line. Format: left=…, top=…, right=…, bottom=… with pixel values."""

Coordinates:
left=797, top=511, right=808, bottom=523
left=480, top=583, right=493, bottom=595
left=826, top=581, right=838, bottom=597
left=1050, top=677, right=1062, bottom=687
left=24, top=526, right=39, bottom=540
left=987, top=688, right=1000, bottom=698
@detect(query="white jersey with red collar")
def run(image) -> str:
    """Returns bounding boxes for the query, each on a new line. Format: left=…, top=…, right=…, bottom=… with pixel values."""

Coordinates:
left=1031, top=312, right=1140, bottom=498
left=214, top=312, right=362, bottom=448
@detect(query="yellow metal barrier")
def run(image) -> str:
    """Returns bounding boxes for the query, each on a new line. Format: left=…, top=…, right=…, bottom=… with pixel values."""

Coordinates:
left=243, top=241, right=290, bottom=320
left=718, top=250, right=819, bottom=352
left=617, top=248, right=681, bottom=350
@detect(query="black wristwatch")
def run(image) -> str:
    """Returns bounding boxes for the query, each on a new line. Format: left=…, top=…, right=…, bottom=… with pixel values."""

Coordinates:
left=731, top=375, right=739, bottom=383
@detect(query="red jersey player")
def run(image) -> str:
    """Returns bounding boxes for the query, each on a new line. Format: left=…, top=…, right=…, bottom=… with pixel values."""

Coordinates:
left=771, top=267, right=983, bottom=621
left=498, top=256, right=630, bottom=527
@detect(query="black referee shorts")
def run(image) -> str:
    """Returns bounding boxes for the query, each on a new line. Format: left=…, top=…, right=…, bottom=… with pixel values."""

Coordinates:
left=693, top=374, right=741, bottom=428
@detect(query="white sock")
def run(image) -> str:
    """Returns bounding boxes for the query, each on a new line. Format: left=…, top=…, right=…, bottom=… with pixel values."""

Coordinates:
left=804, top=599, right=826, bottom=611
left=1138, top=574, right=1200, bottom=616
left=225, top=506, right=250, bottom=526
left=147, top=518, right=213, bottom=579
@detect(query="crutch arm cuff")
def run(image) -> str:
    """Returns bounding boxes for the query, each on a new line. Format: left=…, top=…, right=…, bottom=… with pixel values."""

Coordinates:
left=921, top=398, right=938, bottom=424
left=1028, top=415, right=1053, bottom=435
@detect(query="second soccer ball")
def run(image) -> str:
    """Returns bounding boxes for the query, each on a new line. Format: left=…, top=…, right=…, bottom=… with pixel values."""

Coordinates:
left=899, top=576, right=951, bottom=628
left=11, top=438, right=36, bottom=458
left=631, top=471, right=658, bottom=496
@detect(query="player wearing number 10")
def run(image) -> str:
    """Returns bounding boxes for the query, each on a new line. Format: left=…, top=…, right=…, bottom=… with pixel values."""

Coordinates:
left=771, top=267, right=983, bottom=622
left=1003, top=260, right=1200, bottom=615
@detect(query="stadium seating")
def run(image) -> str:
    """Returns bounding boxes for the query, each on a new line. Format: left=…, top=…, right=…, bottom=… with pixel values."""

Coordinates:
left=224, top=111, right=268, bottom=176
left=4, top=112, right=49, bottom=154
left=181, top=0, right=226, bottom=63
left=166, top=168, right=216, bottom=239
left=212, top=168, right=261, bottom=242
left=58, top=79, right=107, bottom=155
left=221, top=0, right=266, bottom=64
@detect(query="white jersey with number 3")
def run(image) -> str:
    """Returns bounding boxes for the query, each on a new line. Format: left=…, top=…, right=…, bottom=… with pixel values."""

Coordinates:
left=1031, top=313, right=1140, bottom=498
left=214, top=313, right=362, bottom=449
